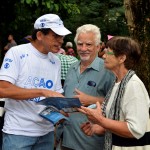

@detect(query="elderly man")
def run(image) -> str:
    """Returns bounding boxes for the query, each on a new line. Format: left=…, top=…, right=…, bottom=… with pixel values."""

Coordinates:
left=56, top=24, right=114, bottom=150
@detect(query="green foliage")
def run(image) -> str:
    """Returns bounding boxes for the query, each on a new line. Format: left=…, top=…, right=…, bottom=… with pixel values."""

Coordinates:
left=0, top=0, right=128, bottom=42
left=63, top=0, right=129, bottom=43
left=0, top=0, right=128, bottom=60
left=21, top=0, right=80, bottom=15
left=0, top=0, right=80, bottom=45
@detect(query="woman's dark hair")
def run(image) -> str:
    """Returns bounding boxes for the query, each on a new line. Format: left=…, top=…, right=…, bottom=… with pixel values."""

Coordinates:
left=106, top=36, right=141, bottom=69
left=31, top=28, right=52, bottom=40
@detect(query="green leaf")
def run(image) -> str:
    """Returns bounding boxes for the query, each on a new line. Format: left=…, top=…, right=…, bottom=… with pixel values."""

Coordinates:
left=46, top=2, right=51, bottom=9
left=54, top=4, right=59, bottom=11
left=33, top=0, right=38, bottom=6
left=26, top=0, right=31, bottom=4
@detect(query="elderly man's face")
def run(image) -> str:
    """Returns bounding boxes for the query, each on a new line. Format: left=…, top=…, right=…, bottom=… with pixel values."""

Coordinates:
left=76, top=32, right=100, bottom=63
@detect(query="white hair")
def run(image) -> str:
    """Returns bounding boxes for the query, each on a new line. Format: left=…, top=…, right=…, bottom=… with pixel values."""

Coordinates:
left=74, top=24, right=101, bottom=46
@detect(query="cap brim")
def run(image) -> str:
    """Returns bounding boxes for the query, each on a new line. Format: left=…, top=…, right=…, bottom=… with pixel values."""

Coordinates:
left=51, top=27, right=71, bottom=36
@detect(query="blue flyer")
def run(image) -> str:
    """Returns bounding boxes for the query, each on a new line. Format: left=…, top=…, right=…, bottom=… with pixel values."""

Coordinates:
left=39, top=106, right=69, bottom=125
left=38, top=97, right=82, bottom=124
left=37, top=97, right=82, bottom=110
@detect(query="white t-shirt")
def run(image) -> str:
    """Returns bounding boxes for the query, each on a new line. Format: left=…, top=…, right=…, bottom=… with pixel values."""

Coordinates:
left=0, top=43, right=63, bottom=136
left=106, top=74, right=150, bottom=139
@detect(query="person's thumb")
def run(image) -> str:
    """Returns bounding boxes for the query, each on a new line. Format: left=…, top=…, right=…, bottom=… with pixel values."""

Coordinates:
left=74, top=88, right=82, bottom=95
left=96, top=101, right=101, bottom=110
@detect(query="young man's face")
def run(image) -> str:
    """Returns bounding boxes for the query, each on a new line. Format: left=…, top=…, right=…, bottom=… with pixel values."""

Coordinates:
left=38, top=30, right=64, bottom=54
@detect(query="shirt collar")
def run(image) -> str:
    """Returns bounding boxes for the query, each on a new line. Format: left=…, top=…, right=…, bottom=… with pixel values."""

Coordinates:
left=73, top=57, right=101, bottom=71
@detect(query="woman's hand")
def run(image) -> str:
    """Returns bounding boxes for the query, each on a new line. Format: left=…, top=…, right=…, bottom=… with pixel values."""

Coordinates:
left=78, top=101, right=103, bottom=124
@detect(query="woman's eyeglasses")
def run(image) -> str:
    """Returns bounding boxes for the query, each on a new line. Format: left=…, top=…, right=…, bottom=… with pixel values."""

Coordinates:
left=105, top=51, right=114, bottom=55
left=104, top=48, right=114, bottom=55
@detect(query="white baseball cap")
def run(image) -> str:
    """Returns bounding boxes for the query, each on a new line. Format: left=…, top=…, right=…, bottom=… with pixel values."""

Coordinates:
left=34, top=14, right=71, bottom=36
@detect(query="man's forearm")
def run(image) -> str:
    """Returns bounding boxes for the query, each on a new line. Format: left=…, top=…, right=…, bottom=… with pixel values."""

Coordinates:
left=0, top=87, right=44, bottom=100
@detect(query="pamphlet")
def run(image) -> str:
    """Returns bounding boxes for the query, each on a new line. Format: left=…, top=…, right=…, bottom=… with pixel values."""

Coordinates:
left=39, top=106, right=69, bottom=124
left=38, top=97, right=82, bottom=125
left=37, top=97, right=82, bottom=110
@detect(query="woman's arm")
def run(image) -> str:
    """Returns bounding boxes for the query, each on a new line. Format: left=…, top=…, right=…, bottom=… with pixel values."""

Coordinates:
left=78, top=101, right=134, bottom=138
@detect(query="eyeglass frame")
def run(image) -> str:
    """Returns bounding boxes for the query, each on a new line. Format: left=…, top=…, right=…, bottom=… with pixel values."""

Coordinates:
left=104, top=48, right=115, bottom=55
left=105, top=51, right=114, bottom=55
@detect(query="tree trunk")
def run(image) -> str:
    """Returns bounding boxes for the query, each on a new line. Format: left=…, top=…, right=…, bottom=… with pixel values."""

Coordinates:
left=124, top=0, right=150, bottom=95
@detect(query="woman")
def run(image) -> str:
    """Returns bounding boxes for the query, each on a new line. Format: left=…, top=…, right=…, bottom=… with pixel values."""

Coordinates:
left=78, top=36, right=150, bottom=150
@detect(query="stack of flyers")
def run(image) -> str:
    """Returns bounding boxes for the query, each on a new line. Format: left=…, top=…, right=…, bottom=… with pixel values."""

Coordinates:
left=37, top=97, right=82, bottom=112
left=38, top=97, right=82, bottom=124
left=39, top=106, right=69, bottom=125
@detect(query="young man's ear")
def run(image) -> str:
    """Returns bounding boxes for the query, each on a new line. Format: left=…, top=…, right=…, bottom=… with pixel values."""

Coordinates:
left=36, top=31, right=43, bottom=41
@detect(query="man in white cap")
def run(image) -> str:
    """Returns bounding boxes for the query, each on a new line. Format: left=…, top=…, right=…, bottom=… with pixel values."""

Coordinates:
left=0, top=14, right=71, bottom=150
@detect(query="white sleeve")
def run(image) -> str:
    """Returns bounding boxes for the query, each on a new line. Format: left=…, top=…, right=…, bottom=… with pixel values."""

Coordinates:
left=0, top=47, right=20, bottom=84
left=122, top=76, right=150, bottom=139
